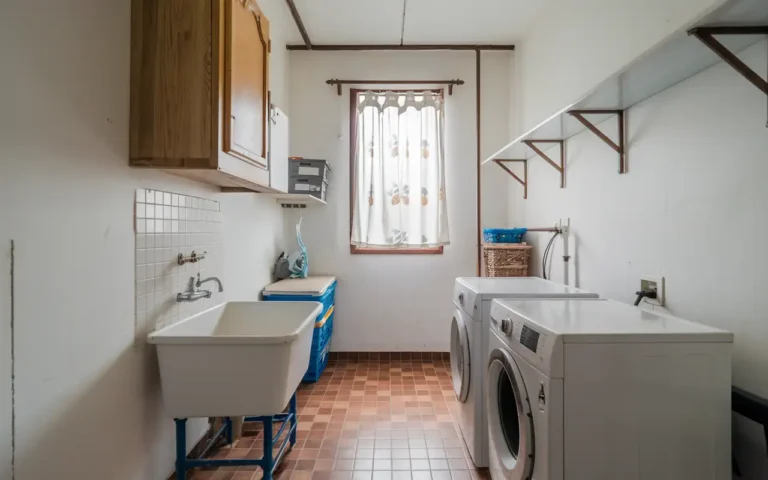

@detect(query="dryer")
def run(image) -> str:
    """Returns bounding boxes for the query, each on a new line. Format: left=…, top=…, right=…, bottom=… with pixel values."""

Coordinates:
left=486, top=298, right=733, bottom=480
left=450, top=277, right=599, bottom=467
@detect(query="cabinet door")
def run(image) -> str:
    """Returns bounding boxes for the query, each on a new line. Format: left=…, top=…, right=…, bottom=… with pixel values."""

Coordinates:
left=223, top=0, right=270, bottom=169
left=130, top=0, right=214, bottom=166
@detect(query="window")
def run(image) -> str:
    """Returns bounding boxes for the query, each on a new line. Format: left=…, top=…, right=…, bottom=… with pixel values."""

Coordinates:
left=349, top=89, right=450, bottom=254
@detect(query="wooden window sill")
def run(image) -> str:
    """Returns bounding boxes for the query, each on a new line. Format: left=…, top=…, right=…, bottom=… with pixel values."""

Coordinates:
left=350, top=246, right=444, bottom=255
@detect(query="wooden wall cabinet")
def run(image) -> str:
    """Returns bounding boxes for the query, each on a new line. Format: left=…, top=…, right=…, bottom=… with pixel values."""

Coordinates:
left=130, top=0, right=276, bottom=192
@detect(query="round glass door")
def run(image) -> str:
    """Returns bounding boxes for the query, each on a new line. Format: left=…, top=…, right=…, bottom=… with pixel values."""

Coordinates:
left=450, top=309, right=471, bottom=402
left=487, top=348, right=534, bottom=480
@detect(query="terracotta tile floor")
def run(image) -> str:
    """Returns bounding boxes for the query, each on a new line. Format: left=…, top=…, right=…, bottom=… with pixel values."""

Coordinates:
left=188, top=354, right=488, bottom=480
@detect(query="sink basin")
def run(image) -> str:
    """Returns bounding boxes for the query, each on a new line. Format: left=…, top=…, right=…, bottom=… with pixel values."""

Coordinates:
left=148, top=301, right=322, bottom=418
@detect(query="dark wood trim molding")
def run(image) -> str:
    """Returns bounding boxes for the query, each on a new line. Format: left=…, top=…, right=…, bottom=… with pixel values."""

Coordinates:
left=287, top=44, right=515, bottom=51
left=284, top=0, right=312, bottom=49
left=475, top=49, right=482, bottom=276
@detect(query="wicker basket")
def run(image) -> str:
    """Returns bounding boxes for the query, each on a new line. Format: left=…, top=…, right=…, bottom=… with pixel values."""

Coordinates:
left=483, top=243, right=533, bottom=277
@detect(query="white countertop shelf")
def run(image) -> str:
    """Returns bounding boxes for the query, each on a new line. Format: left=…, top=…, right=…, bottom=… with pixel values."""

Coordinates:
left=483, top=0, right=768, bottom=164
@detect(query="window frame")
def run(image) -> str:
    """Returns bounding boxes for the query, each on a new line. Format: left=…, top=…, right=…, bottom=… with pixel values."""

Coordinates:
left=348, top=88, right=445, bottom=255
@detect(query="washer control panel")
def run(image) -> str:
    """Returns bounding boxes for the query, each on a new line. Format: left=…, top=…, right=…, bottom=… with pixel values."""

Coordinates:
left=490, top=300, right=560, bottom=377
left=511, top=321, right=548, bottom=356
left=519, top=325, right=541, bottom=353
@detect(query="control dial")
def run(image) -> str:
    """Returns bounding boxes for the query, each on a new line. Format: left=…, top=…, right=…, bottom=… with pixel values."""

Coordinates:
left=500, top=318, right=513, bottom=335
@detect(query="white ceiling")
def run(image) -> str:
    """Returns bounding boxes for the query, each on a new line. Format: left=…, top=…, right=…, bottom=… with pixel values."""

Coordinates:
left=286, top=0, right=549, bottom=45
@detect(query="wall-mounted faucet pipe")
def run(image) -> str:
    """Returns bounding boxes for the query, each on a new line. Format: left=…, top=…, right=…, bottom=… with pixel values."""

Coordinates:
left=197, top=275, right=224, bottom=293
left=522, top=219, right=571, bottom=286
left=177, top=274, right=224, bottom=302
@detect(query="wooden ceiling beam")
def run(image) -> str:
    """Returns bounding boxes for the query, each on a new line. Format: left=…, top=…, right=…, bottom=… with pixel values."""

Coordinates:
left=286, top=44, right=515, bottom=51
left=284, top=0, right=312, bottom=49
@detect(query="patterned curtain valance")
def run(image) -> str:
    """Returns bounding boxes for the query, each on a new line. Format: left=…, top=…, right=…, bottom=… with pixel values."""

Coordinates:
left=357, top=90, right=443, bottom=114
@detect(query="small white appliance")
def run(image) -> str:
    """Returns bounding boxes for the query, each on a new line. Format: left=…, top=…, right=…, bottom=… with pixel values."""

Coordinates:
left=487, top=298, right=733, bottom=480
left=450, top=277, right=599, bottom=467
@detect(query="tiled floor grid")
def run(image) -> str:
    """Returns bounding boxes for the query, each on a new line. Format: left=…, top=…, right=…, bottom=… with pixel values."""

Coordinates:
left=186, top=353, right=488, bottom=480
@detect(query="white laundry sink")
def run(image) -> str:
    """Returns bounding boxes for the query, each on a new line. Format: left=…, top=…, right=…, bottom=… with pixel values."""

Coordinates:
left=148, top=301, right=322, bottom=418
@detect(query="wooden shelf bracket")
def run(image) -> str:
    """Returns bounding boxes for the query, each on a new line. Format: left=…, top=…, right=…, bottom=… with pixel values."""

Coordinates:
left=689, top=26, right=768, bottom=96
left=493, top=159, right=527, bottom=199
left=523, top=140, right=565, bottom=188
left=568, top=109, right=626, bottom=174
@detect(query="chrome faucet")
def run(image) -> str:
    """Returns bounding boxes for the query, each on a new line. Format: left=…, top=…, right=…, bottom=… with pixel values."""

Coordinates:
left=176, top=274, right=214, bottom=303
left=196, top=274, right=224, bottom=293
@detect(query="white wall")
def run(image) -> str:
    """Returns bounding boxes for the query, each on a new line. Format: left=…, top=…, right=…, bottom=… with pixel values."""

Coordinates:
left=0, top=0, right=290, bottom=478
left=512, top=0, right=726, bottom=137
left=480, top=52, right=513, bottom=230
left=509, top=40, right=768, bottom=479
left=287, top=51, right=513, bottom=351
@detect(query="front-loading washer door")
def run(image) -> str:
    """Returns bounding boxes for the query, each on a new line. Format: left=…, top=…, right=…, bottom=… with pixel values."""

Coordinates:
left=487, top=347, right=534, bottom=480
left=450, top=308, right=471, bottom=402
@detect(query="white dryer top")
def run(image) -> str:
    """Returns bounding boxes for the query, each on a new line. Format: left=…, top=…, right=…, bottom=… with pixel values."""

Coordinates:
left=492, top=298, right=733, bottom=344
left=455, top=277, right=597, bottom=299
left=454, top=277, right=599, bottom=320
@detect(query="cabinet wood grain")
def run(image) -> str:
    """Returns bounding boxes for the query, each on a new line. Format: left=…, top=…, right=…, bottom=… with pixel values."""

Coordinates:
left=130, top=0, right=274, bottom=191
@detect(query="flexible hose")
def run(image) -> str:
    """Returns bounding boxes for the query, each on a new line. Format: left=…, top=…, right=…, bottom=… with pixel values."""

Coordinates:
left=542, top=231, right=559, bottom=280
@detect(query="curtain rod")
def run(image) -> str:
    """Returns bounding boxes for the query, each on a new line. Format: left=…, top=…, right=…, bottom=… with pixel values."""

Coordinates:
left=326, top=79, right=464, bottom=96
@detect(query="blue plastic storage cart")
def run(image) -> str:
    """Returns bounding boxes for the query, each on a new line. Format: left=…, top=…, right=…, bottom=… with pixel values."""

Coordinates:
left=263, top=276, right=337, bottom=382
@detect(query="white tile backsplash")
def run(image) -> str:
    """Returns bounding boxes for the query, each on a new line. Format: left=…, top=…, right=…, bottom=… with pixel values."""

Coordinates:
left=134, top=188, right=224, bottom=344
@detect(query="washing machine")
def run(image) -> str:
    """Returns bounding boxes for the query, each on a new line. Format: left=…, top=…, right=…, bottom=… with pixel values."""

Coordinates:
left=486, top=298, right=733, bottom=480
left=450, top=277, right=599, bottom=467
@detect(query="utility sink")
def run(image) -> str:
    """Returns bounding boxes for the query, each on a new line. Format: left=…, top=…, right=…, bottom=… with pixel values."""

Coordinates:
left=148, top=301, right=322, bottom=418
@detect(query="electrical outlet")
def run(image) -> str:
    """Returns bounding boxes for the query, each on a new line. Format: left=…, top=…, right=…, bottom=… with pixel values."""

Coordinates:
left=640, top=275, right=665, bottom=306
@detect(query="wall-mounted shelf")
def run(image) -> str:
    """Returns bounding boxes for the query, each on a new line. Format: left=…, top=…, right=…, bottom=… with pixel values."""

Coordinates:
left=273, top=194, right=326, bottom=208
left=483, top=0, right=768, bottom=180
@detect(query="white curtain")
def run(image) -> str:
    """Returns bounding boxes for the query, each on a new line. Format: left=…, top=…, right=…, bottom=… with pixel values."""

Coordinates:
left=351, top=91, right=450, bottom=248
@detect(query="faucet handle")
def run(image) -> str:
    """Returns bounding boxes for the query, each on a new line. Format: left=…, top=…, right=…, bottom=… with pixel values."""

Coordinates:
left=187, top=276, right=196, bottom=290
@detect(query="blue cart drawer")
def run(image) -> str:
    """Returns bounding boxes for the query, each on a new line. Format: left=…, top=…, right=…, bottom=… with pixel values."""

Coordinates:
left=303, top=308, right=334, bottom=382
left=263, top=277, right=337, bottom=382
